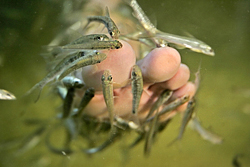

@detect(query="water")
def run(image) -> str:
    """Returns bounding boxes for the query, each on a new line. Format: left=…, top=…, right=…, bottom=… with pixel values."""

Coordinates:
left=0, top=0, right=250, bottom=166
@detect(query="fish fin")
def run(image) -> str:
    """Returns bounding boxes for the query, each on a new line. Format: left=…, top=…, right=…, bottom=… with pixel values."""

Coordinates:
left=23, top=83, right=43, bottom=103
left=182, top=31, right=196, bottom=38
left=105, top=6, right=110, bottom=17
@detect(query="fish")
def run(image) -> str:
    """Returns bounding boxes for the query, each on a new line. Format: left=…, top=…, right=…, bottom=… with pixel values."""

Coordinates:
left=177, top=98, right=196, bottom=140
left=61, top=76, right=84, bottom=89
left=25, top=50, right=94, bottom=102
left=126, top=0, right=163, bottom=47
left=146, top=95, right=190, bottom=122
left=15, top=126, right=46, bottom=156
left=232, top=154, right=243, bottom=167
left=144, top=91, right=173, bottom=155
left=154, top=31, right=215, bottom=56
left=127, top=0, right=157, bottom=33
left=126, top=0, right=215, bottom=56
left=62, top=87, right=75, bottom=119
left=67, top=34, right=109, bottom=45
left=45, top=125, right=73, bottom=155
left=0, top=89, right=16, bottom=100
left=43, top=34, right=109, bottom=59
left=194, top=61, right=201, bottom=91
left=81, top=127, right=119, bottom=154
left=101, top=70, right=115, bottom=133
left=131, top=65, right=143, bottom=114
left=189, top=117, right=223, bottom=144
left=146, top=89, right=173, bottom=119
left=58, top=52, right=107, bottom=80
left=144, top=108, right=159, bottom=156
left=168, top=98, right=195, bottom=146
left=61, top=40, right=122, bottom=50
left=77, top=88, right=95, bottom=117
left=129, top=133, right=145, bottom=148
left=84, top=7, right=120, bottom=39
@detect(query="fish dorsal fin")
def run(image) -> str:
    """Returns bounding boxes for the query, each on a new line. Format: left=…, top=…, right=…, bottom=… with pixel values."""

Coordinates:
left=182, top=31, right=196, bottom=39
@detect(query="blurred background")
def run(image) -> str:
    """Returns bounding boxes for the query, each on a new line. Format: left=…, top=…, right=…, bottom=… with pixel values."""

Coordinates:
left=0, top=0, right=249, bottom=166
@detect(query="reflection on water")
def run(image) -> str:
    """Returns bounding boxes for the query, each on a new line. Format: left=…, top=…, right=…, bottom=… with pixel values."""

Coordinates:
left=0, top=0, right=250, bottom=166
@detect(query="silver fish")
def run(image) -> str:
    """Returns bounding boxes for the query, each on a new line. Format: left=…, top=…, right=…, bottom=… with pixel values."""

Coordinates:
left=189, top=117, right=223, bottom=144
left=45, top=125, right=73, bottom=155
left=61, top=76, right=84, bottom=89
left=25, top=51, right=94, bottom=102
left=0, top=89, right=16, bottom=100
left=85, top=7, right=120, bottom=39
left=81, top=127, right=119, bottom=154
left=144, top=108, right=159, bottom=156
left=131, top=65, right=143, bottom=114
left=146, top=95, right=190, bottom=122
left=146, top=89, right=173, bottom=119
left=127, top=0, right=215, bottom=56
left=61, top=40, right=122, bottom=50
left=154, top=31, right=215, bottom=56
left=176, top=98, right=196, bottom=140
left=62, top=87, right=75, bottom=119
left=101, top=70, right=115, bottom=132
left=58, top=52, right=107, bottom=80
left=77, top=88, right=95, bottom=117
left=67, top=34, right=109, bottom=45
left=168, top=98, right=195, bottom=146
left=15, top=126, right=46, bottom=156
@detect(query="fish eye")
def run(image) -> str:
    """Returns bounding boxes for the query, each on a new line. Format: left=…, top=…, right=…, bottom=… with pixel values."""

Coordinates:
left=110, top=32, right=115, bottom=37
left=97, top=36, right=103, bottom=41
left=132, top=71, right=137, bottom=77
left=101, top=76, right=105, bottom=81
left=108, top=75, right=112, bottom=81
left=80, top=52, right=85, bottom=56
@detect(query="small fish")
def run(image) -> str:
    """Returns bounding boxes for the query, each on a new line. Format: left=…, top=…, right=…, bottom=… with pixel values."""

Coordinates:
left=168, top=98, right=195, bottom=146
left=146, top=89, right=173, bottom=119
left=82, top=127, right=119, bottom=154
left=67, top=34, right=109, bottom=45
left=85, top=7, right=120, bottom=39
left=127, top=0, right=157, bottom=33
left=131, top=65, right=143, bottom=114
left=101, top=70, right=115, bottom=132
left=61, top=40, right=122, bottom=50
left=58, top=52, right=107, bottom=80
left=62, top=87, right=75, bottom=119
left=126, top=0, right=163, bottom=47
left=129, top=133, right=145, bottom=148
left=154, top=31, right=215, bottom=56
left=190, top=117, right=223, bottom=144
left=127, top=0, right=215, bottom=56
left=15, top=126, right=46, bottom=156
left=61, top=76, right=84, bottom=89
left=0, top=89, right=16, bottom=100
left=194, top=61, right=201, bottom=91
left=146, top=95, right=190, bottom=122
left=45, top=125, right=73, bottom=155
left=232, top=154, right=243, bottom=167
left=144, top=108, right=159, bottom=156
left=25, top=51, right=93, bottom=102
left=77, top=88, right=95, bottom=117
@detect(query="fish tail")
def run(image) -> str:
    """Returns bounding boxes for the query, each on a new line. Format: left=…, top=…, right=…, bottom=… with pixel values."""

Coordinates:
left=24, top=83, right=43, bottom=103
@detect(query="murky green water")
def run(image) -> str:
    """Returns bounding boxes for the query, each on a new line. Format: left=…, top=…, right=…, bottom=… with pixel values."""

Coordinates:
left=0, top=0, right=250, bottom=166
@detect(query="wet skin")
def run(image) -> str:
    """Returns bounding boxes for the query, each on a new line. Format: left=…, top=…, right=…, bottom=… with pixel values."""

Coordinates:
left=76, top=40, right=196, bottom=122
